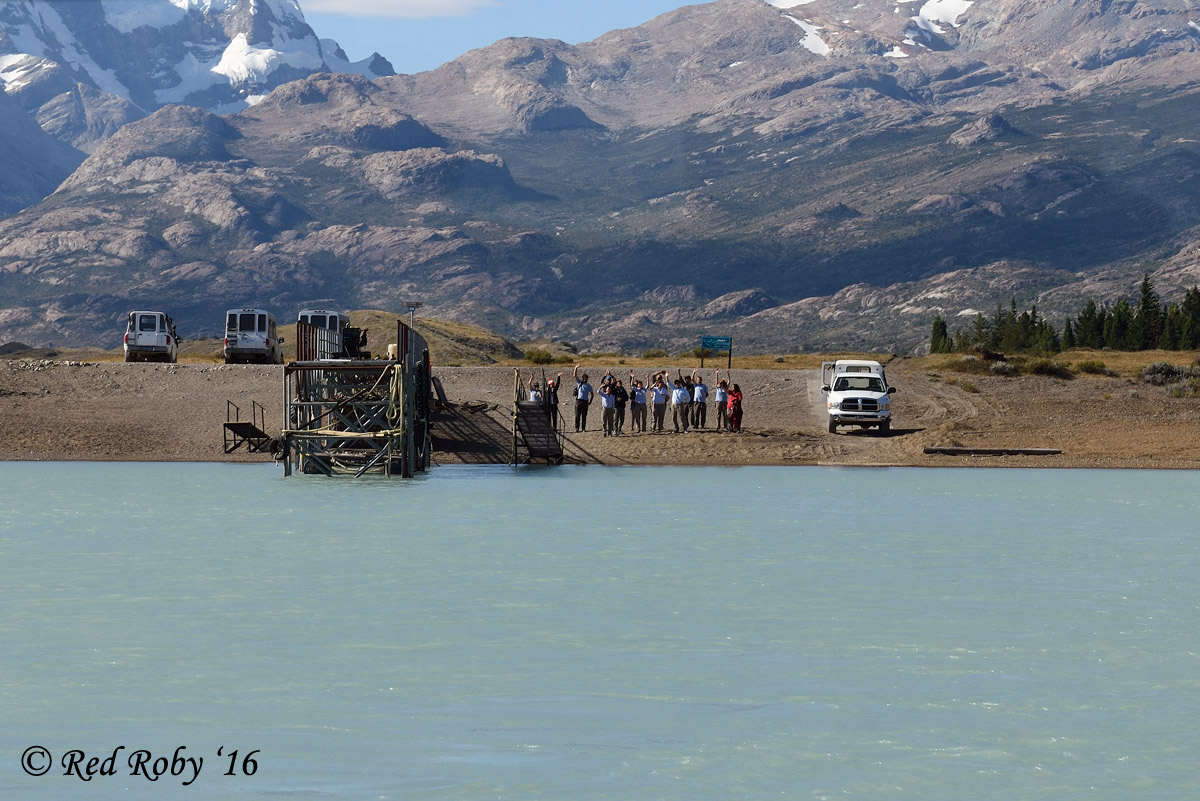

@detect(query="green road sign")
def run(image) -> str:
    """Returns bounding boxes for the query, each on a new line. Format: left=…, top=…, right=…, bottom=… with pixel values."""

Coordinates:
left=701, top=336, right=732, bottom=350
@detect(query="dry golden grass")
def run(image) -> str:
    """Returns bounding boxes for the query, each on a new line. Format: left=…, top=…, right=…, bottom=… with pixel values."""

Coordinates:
left=496, top=351, right=898, bottom=371
left=916, top=349, right=1200, bottom=379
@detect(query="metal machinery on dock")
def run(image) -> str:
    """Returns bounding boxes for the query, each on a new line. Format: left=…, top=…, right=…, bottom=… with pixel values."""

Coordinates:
left=280, top=319, right=431, bottom=477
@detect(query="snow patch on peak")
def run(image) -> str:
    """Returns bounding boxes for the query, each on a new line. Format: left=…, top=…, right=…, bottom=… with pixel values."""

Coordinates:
left=0, top=53, right=46, bottom=91
left=766, top=0, right=819, bottom=8
left=785, top=15, right=832, bottom=57
left=102, top=0, right=187, bottom=34
left=214, top=32, right=321, bottom=85
left=168, top=0, right=307, bottom=23
left=914, top=0, right=973, bottom=36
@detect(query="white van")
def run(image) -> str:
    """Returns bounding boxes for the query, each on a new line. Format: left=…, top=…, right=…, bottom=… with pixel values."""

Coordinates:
left=296, top=309, right=351, bottom=360
left=123, top=311, right=179, bottom=363
left=224, top=308, right=283, bottom=364
left=297, top=309, right=350, bottom=336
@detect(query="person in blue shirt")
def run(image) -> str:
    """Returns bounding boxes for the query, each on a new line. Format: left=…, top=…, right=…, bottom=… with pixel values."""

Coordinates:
left=526, top=372, right=543, bottom=403
left=713, top=370, right=730, bottom=431
left=670, top=378, right=691, bottom=433
left=690, top=368, right=709, bottom=429
left=628, top=371, right=648, bottom=433
left=572, top=363, right=594, bottom=432
left=648, top=372, right=669, bottom=432
left=599, top=383, right=617, bottom=436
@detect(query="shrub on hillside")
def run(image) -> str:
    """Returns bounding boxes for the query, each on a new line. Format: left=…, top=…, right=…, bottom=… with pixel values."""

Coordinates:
left=1026, top=359, right=1073, bottom=379
left=989, top=362, right=1020, bottom=377
left=642, top=348, right=668, bottom=359
left=1141, top=362, right=1200, bottom=385
left=943, top=355, right=993, bottom=375
left=1075, top=360, right=1115, bottom=376
left=525, top=348, right=554, bottom=364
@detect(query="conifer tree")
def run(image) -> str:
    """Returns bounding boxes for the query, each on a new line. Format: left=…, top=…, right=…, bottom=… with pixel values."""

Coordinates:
left=1103, top=299, right=1134, bottom=350
left=930, top=314, right=952, bottom=354
left=1181, top=287, right=1200, bottom=349
left=1131, top=273, right=1163, bottom=350
left=1159, top=304, right=1183, bottom=350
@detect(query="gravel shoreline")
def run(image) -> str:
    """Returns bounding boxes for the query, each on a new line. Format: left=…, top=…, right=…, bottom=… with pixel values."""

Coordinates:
left=3, top=358, right=1200, bottom=469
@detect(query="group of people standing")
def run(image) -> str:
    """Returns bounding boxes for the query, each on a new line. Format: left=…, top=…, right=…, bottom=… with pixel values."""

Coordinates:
left=526, top=364, right=743, bottom=436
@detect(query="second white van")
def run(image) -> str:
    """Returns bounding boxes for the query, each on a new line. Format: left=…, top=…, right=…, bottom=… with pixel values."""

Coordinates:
left=224, top=308, right=283, bottom=364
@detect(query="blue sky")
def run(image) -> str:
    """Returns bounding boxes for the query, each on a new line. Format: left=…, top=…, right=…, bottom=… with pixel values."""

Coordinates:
left=303, top=0, right=700, bottom=75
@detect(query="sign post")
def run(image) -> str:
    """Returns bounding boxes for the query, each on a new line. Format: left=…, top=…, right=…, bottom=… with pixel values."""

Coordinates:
left=700, top=336, right=733, bottom=369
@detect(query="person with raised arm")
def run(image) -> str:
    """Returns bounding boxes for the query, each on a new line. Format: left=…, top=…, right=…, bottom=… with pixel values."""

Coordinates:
left=713, top=370, right=730, bottom=431
left=572, top=364, right=594, bottom=432
left=670, top=375, right=691, bottom=433
left=613, top=379, right=629, bottom=435
left=544, top=371, right=564, bottom=429
left=648, top=371, right=670, bottom=432
left=690, top=368, right=709, bottom=429
left=727, top=382, right=744, bottom=433
left=629, top=370, right=647, bottom=433
left=527, top=372, right=543, bottom=404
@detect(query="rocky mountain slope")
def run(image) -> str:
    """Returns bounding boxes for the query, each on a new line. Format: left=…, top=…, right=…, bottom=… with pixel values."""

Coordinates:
left=0, top=0, right=391, bottom=210
left=2, top=0, right=1199, bottom=353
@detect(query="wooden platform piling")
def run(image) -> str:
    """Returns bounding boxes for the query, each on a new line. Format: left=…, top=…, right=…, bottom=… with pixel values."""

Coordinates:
left=280, top=320, right=431, bottom=477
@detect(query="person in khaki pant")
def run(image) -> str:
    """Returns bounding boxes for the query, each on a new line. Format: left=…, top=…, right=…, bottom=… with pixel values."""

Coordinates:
left=670, top=378, right=690, bottom=433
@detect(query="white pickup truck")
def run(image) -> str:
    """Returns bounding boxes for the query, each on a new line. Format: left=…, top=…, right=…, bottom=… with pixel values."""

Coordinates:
left=821, top=359, right=896, bottom=434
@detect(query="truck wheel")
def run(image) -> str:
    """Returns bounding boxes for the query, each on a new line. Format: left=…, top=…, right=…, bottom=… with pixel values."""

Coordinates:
left=827, top=419, right=837, bottom=434
left=879, top=420, right=891, bottom=435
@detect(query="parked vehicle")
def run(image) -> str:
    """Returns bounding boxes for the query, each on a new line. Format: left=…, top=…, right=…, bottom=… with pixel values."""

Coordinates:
left=296, top=309, right=369, bottom=359
left=821, top=359, right=896, bottom=434
left=224, top=308, right=283, bottom=364
left=123, top=311, right=179, bottom=363
left=297, top=309, right=350, bottom=335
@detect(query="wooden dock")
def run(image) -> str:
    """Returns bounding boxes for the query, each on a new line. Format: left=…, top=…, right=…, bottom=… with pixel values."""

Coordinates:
left=279, top=320, right=432, bottom=477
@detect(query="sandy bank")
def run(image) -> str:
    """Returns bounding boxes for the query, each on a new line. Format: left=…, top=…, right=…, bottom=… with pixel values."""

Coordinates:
left=3, top=357, right=1200, bottom=469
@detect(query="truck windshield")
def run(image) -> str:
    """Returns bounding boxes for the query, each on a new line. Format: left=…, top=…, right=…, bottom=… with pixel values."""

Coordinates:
left=835, top=376, right=884, bottom=392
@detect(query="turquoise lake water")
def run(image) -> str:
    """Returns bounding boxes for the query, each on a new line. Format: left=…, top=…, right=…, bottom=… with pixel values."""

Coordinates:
left=1, top=462, right=1198, bottom=799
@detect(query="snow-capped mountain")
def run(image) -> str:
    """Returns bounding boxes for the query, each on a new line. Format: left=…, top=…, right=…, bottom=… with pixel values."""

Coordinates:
left=0, top=0, right=392, bottom=152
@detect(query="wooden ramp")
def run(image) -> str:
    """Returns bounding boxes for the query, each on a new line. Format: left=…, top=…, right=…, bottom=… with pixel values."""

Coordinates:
left=223, top=420, right=273, bottom=453
left=515, top=401, right=562, bottom=463
left=223, top=399, right=273, bottom=454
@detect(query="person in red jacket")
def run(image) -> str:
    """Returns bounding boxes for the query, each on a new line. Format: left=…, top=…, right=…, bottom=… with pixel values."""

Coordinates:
left=727, top=383, right=743, bottom=433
